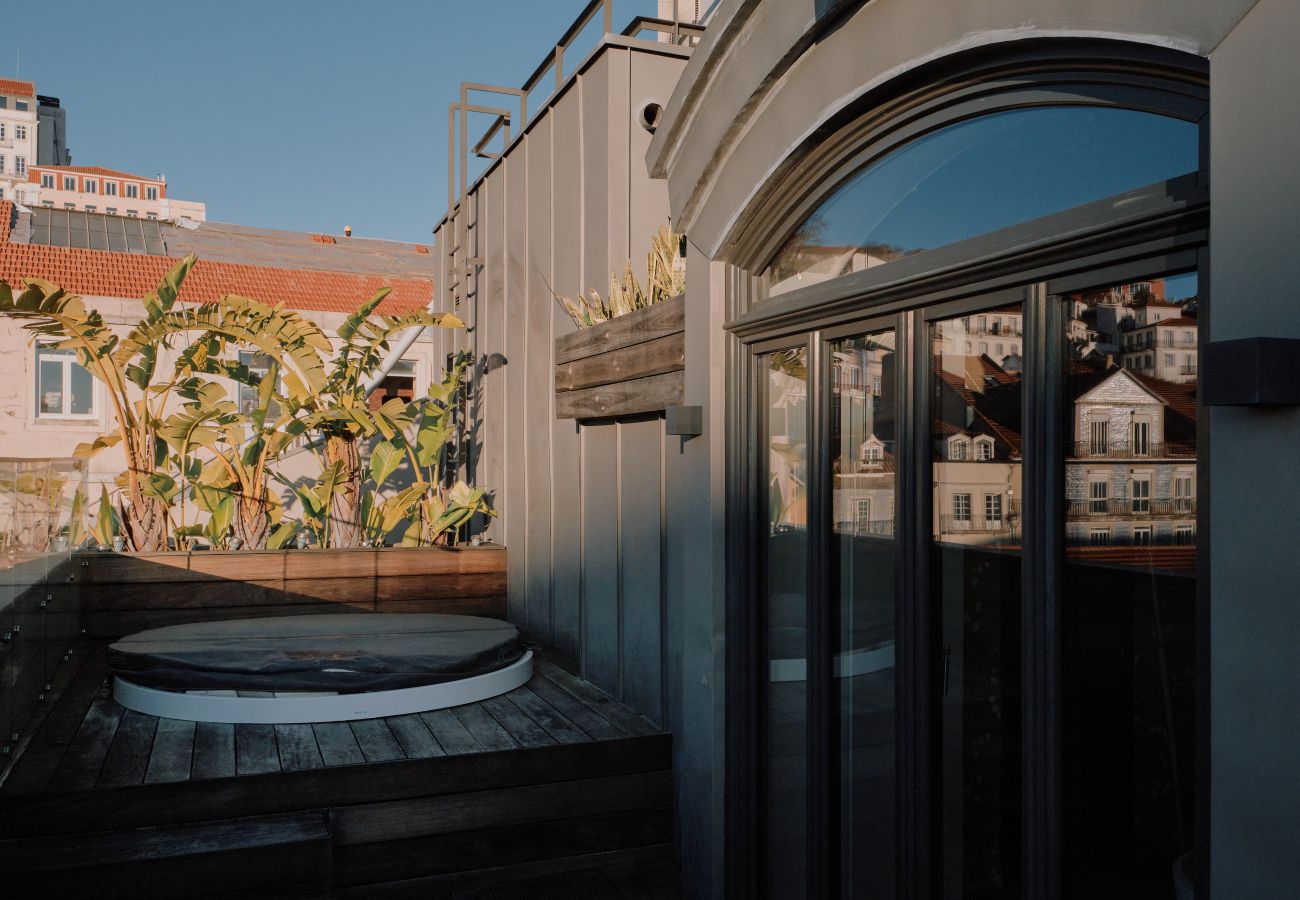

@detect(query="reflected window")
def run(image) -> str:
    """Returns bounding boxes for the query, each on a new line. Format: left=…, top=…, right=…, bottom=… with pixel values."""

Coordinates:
left=763, top=107, right=1198, bottom=298
left=763, top=347, right=809, bottom=899
left=931, top=306, right=1023, bottom=897
left=1061, top=272, right=1198, bottom=897
left=832, top=329, right=897, bottom=898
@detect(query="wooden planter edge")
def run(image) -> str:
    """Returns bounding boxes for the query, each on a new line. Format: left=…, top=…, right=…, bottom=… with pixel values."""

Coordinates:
left=554, top=294, right=686, bottom=420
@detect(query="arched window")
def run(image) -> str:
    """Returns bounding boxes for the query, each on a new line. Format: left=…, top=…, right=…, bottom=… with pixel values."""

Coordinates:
left=763, top=106, right=1199, bottom=297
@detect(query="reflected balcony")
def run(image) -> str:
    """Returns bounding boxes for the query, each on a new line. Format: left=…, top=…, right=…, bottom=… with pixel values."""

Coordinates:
left=1071, top=441, right=1196, bottom=459
left=1067, top=498, right=1197, bottom=519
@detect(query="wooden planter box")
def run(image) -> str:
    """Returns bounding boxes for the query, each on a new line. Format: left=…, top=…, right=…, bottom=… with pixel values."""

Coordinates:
left=554, top=293, right=685, bottom=419
left=69, top=545, right=508, bottom=639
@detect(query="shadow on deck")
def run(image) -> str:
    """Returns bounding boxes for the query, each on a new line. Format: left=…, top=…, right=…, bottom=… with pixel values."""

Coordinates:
left=0, top=643, right=677, bottom=898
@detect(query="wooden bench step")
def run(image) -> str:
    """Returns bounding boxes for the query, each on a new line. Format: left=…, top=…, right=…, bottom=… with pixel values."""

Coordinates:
left=2, top=809, right=331, bottom=899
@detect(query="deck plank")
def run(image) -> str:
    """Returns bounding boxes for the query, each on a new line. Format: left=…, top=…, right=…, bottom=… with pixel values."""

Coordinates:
left=565, top=866, right=629, bottom=899
left=0, top=644, right=108, bottom=795
left=47, top=695, right=123, bottom=792
left=314, top=722, right=365, bottom=766
left=385, top=714, right=445, bottom=759
left=276, top=723, right=325, bottom=771
left=236, top=723, right=281, bottom=776
left=451, top=703, right=520, bottom=752
left=601, top=857, right=682, bottom=899
left=419, top=709, right=482, bottom=756
left=507, top=687, right=589, bottom=744
left=526, top=672, right=625, bottom=741
left=143, top=717, right=196, bottom=784
left=97, top=708, right=159, bottom=788
left=192, top=722, right=236, bottom=779
left=350, top=719, right=404, bottom=763
left=479, top=695, right=556, bottom=748
left=534, top=658, right=659, bottom=737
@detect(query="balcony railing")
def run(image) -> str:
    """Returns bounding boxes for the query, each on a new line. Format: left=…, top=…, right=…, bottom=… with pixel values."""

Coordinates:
left=834, top=520, right=896, bottom=537
left=1067, top=498, right=1197, bottom=518
left=939, top=514, right=1020, bottom=535
left=1071, top=441, right=1196, bottom=459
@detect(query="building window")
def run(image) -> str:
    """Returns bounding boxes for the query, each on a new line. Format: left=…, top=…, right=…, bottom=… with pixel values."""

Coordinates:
left=1131, top=420, right=1150, bottom=456
left=984, top=493, right=1002, bottom=523
left=1164, top=353, right=1174, bottom=367
left=0, top=188, right=4, bottom=200
left=14, top=156, right=25, bottom=175
left=237, top=352, right=283, bottom=419
left=1089, top=420, right=1109, bottom=455
left=1174, top=475, right=1194, bottom=513
left=949, top=437, right=967, bottom=461
left=84, top=180, right=97, bottom=194
left=15, top=124, right=26, bottom=140
left=15, top=99, right=28, bottom=111
left=872, top=375, right=881, bottom=396
left=126, top=210, right=138, bottom=217
left=1089, top=528, right=1110, bottom=546
left=952, top=493, right=971, bottom=521
left=105, top=182, right=118, bottom=196
left=35, top=346, right=97, bottom=418
left=854, top=499, right=873, bottom=534
left=105, top=207, right=117, bottom=216
left=1089, top=479, right=1109, bottom=513
left=977, top=439, right=993, bottom=461
left=146, top=186, right=158, bottom=201
left=1133, top=526, right=1152, bottom=546
left=63, top=176, right=76, bottom=191
left=1131, top=477, right=1151, bottom=513
left=126, top=184, right=138, bottom=199
left=84, top=205, right=96, bottom=212
left=40, top=173, right=53, bottom=188
left=63, top=203, right=76, bottom=209
left=0, top=155, right=5, bottom=174
left=146, top=212, right=157, bottom=220
left=1175, top=525, right=1194, bottom=545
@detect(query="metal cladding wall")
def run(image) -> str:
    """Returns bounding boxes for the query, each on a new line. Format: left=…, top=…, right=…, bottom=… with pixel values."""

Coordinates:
left=432, top=39, right=688, bottom=730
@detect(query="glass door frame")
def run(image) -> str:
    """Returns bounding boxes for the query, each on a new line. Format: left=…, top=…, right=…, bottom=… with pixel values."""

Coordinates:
left=725, top=202, right=1210, bottom=899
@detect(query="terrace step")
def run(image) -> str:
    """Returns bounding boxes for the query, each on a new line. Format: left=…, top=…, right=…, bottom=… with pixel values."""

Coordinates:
left=1, top=809, right=332, bottom=899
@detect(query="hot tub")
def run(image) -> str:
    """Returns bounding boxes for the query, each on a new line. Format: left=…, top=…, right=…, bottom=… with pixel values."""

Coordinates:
left=109, top=613, right=532, bottom=724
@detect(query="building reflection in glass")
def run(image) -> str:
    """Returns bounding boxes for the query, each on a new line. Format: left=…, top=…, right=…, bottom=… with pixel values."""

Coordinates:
left=831, top=331, right=897, bottom=898
left=763, top=347, right=809, bottom=899
left=931, top=306, right=1023, bottom=899
left=1060, top=274, right=1198, bottom=897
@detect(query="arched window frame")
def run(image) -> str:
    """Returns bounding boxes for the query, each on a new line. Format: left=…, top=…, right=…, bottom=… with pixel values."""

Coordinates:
left=725, top=38, right=1210, bottom=900
left=725, top=40, right=1208, bottom=334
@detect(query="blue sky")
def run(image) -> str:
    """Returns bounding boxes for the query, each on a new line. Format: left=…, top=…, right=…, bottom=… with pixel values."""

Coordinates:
left=8, top=0, right=659, bottom=243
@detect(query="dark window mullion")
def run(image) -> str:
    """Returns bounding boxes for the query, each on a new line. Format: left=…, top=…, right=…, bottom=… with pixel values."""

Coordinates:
left=1021, top=283, right=1064, bottom=898
left=807, top=333, right=833, bottom=898
left=898, top=307, right=933, bottom=900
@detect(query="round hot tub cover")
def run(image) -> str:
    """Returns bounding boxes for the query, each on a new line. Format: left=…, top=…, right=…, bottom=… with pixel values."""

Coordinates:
left=109, top=614, right=524, bottom=693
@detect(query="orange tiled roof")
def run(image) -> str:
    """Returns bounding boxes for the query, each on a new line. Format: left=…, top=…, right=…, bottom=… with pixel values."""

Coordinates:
left=0, top=202, right=432, bottom=314
left=31, top=165, right=159, bottom=182
left=0, top=78, right=35, bottom=97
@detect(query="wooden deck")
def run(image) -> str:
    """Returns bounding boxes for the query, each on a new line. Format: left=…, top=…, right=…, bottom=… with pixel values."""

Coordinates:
left=0, top=643, right=677, bottom=898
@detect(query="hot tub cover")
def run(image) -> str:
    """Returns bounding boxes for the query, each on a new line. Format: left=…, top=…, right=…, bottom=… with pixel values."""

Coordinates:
left=109, top=614, right=524, bottom=693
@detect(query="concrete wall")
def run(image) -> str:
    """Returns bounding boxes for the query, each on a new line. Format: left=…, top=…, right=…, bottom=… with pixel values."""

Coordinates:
left=431, top=39, right=689, bottom=731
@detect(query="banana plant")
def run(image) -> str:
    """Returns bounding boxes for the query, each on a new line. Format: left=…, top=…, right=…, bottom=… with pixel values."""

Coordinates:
left=87, top=485, right=121, bottom=548
left=361, top=352, right=495, bottom=546
left=0, top=259, right=333, bottom=550
left=184, top=366, right=311, bottom=549
left=297, top=287, right=463, bottom=547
